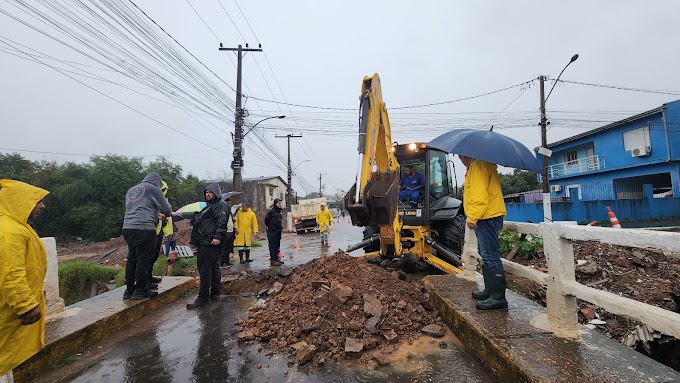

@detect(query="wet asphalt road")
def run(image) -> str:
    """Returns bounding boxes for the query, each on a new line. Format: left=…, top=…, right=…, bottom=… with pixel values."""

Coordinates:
left=46, top=220, right=494, bottom=382
left=226, top=217, right=367, bottom=271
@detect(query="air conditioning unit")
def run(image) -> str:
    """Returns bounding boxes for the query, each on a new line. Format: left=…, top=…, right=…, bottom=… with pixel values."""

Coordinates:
left=550, top=184, right=562, bottom=192
left=632, top=146, right=651, bottom=157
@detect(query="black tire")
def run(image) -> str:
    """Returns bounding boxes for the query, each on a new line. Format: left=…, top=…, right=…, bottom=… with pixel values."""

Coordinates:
left=362, top=227, right=380, bottom=253
left=434, top=213, right=465, bottom=256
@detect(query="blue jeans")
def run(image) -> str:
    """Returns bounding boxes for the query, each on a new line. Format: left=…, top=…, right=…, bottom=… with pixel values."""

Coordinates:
left=164, top=240, right=176, bottom=256
left=476, top=216, right=504, bottom=272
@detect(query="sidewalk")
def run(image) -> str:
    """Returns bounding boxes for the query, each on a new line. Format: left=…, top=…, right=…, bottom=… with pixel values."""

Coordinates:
left=15, top=276, right=195, bottom=382
left=423, top=274, right=680, bottom=383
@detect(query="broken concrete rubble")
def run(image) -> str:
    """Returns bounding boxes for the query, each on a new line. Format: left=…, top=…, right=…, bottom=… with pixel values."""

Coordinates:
left=235, top=252, right=444, bottom=366
left=420, top=324, right=446, bottom=338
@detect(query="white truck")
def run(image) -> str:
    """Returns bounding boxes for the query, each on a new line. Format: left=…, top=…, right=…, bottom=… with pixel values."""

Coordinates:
left=291, top=197, right=327, bottom=234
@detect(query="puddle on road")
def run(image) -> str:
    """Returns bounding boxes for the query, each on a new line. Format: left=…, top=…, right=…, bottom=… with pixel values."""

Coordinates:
left=61, top=295, right=493, bottom=383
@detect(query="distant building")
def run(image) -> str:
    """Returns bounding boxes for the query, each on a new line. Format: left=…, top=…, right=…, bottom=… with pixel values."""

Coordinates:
left=217, top=176, right=288, bottom=212
left=544, top=100, right=680, bottom=201
left=507, top=100, right=680, bottom=223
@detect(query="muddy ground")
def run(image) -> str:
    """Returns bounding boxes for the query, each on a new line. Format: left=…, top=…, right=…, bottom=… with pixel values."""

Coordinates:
left=506, top=239, right=680, bottom=370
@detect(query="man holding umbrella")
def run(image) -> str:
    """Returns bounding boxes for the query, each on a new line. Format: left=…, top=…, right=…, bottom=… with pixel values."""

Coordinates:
left=459, top=155, right=508, bottom=310
left=429, top=128, right=540, bottom=311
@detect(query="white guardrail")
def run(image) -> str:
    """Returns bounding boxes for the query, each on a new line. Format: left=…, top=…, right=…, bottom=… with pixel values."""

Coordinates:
left=461, top=221, right=680, bottom=339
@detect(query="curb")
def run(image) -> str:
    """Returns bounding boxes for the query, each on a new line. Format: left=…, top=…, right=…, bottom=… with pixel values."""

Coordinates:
left=15, top=277, right=196, bottom=382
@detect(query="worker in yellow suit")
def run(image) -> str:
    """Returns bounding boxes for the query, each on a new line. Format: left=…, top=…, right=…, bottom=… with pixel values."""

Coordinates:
left=233, top=202, right=258, bottom=263
left=0, top=180, right=49, bottom=381
left=316, top=203, right=334, bottom=246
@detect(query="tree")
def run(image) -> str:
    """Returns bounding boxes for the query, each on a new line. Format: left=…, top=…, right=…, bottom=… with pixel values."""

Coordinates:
left=0, top=153, right=205, bottom=241
left=499, top=170, right=540, bottom=195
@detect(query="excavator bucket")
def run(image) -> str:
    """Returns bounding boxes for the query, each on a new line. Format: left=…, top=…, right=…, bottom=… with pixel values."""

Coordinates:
left=345, top=169, right=399, bottom=228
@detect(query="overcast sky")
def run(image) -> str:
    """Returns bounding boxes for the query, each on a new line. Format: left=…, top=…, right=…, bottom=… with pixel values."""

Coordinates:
left=2, top=1, right=680, bottom=197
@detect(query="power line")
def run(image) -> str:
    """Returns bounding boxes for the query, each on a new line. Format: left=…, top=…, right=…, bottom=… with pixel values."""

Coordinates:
left=558, top=79, right=680, bottom=96
left=16, top=47, right=228, bottom=153
left=0, top=146, right=223, bottom=158
left=128, top=0, right=237, bottom=93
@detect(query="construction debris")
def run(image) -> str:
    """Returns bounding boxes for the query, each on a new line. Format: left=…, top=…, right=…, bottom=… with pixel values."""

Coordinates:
left=235, top=252, right=444, bottom=366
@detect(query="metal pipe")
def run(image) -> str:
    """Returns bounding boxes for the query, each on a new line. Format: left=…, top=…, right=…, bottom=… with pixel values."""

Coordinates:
left=424, top=237, right=462, bottom=266
left=346, top=235, right=380, bottom=253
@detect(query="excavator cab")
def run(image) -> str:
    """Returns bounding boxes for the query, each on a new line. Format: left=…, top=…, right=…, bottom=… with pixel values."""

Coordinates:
left=394, top=143, right=463, bottom=226
left=344, top=74, right=466, bottom=274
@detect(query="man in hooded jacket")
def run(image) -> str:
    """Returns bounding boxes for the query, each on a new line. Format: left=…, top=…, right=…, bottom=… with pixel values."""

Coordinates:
left=0, top=179, right=49, bottom=381
left=122, top=172, right=172, bottom=300
left=264, top=198, right=284, bottom=266
left=187, top=183, right=228, bottom=309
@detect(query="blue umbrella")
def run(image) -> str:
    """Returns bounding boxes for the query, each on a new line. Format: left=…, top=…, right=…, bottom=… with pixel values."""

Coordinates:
left=428, top=129, right=541, bottom=172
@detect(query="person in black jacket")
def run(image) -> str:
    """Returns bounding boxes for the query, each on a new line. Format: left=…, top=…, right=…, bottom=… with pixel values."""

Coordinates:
left=264, top=198, right=284, bottom=266
left=187, top=183, right=228, bottom=309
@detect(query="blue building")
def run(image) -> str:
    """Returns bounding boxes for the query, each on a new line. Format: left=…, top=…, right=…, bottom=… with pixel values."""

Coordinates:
left=506, top=100, right=680, bottom=223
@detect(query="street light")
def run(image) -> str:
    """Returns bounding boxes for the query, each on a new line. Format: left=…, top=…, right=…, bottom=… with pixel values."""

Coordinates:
left=233, top=115, right=285, bottom=192
left=243, top=115, right=285, bottom=138
left=546, top=54, right=579, bottom=103
left=292, top=159, right=311, bottom=174
left=539, top=54, right=579, bottom=221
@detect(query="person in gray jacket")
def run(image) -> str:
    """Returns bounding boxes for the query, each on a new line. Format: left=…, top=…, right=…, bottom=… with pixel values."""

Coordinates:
left=122, top=172, right=172, bottom=300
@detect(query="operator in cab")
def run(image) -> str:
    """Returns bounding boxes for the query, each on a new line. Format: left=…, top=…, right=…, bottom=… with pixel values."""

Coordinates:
left=399, top=165, right=425, bottom=207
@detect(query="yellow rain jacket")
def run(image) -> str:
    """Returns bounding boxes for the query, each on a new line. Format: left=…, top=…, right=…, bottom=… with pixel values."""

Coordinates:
left=234, top=208, right=258, bottom=247
left=463, top=159, right=507, bottom=224
left=0, top=180, right=49, bottom=375
left=155, top=181, right=173, bottom=236
left=316, top=208, right=333, bottom=232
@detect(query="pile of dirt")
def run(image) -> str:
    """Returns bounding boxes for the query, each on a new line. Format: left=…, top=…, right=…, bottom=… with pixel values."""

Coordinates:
left=235, top=252, right=445, bottom=368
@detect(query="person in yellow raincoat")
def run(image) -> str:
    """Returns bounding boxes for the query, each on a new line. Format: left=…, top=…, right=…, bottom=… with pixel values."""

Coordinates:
left=0, top=179, right=49, bottom=381
left=149, top=181, right=173, bottom=285
left=459, top=155, right=507, bottom=311
left=316, top=203, right=333, bottom=246
left=233, top=202, right=258, bottom=263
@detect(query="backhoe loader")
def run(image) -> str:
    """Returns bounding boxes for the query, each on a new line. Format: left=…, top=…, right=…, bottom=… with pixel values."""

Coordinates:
left=344, top=74, right=466, bottom=275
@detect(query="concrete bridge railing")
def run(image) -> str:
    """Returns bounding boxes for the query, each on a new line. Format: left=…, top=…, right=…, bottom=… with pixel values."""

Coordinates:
left=461, top=221, right=680, bottom=339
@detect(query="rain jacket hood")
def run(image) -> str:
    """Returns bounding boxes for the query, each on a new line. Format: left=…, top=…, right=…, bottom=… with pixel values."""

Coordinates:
left=205, top=183, right=223, bottom=205
left=0, top=179, right=49, bottom=224
left=0, top=180, right=49, bottom=375
left=142, top=172, right=163, bottom=188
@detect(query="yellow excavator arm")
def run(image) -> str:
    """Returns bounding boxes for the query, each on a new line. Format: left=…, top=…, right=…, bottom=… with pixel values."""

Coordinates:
left=345, top=74, right=402, bottom=255
left=354, top=74, right=399, bottom=195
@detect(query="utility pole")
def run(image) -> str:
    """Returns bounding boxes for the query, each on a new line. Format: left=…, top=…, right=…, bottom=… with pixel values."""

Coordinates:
left=219, top=43, right=262, bottom=192
left=538, top=54, right=579, bottom=222
left=318, top=173, right=323, bottom=196
left=275, top=134, right=302, bottom=212
left=538, top=75, right=552, bottom=221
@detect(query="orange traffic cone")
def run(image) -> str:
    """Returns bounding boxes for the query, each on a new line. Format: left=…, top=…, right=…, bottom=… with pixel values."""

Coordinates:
left=588, top=221, right=598, bottom=226
left=606, top=206, right=621, bottom=228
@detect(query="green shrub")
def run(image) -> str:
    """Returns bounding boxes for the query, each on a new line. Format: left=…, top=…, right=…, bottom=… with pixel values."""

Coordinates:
left=499, top=229, right=544, bottom=260
left=58, top=261, right=118, bottom=305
